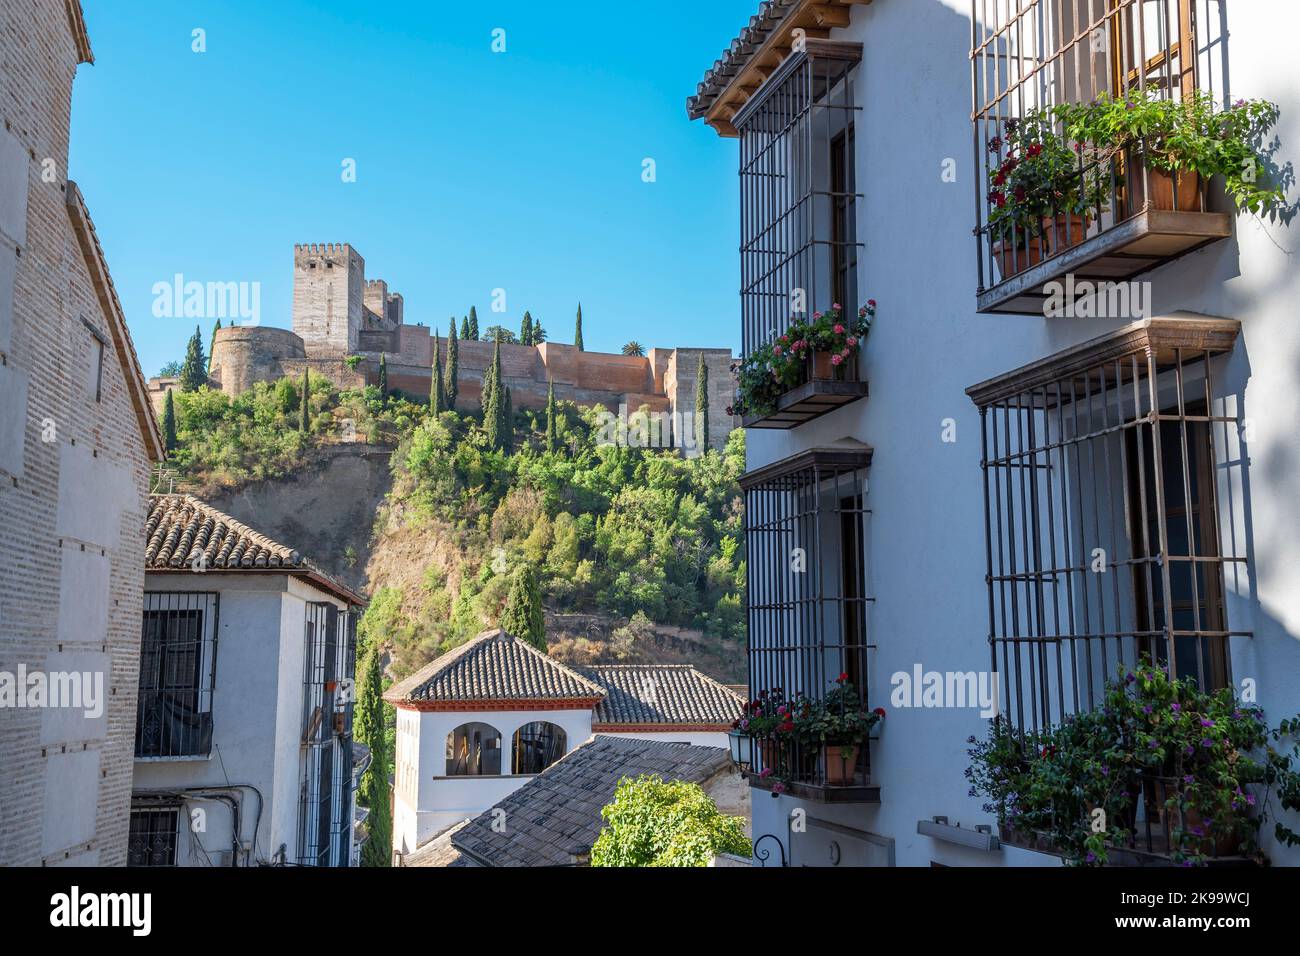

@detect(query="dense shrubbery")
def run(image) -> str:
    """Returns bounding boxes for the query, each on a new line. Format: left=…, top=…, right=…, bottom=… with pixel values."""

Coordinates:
left=590, top=774, right=750, bottom=867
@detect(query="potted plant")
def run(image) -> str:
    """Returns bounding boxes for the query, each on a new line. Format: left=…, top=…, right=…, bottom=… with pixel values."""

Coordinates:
left=986, top=110, right=1107, bottom=279
left=734, top=688, right=804, bottom=780
left=796, top=674, right=884, bottom=786
left=1054, top=87, right=1283, bottom=216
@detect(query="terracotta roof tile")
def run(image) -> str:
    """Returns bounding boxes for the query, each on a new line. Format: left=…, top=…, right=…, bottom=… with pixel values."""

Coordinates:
left=582, top=665, right=743, bottom=728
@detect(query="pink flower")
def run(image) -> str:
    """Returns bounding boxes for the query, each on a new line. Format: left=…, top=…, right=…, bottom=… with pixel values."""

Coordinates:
left=831, top=354, right=843, bottom=366
left=846, top=336, right=857, bottom=347
left=832, top=303, right=842, bottom=311
left=772, top=344, right=782, bottom=355
left=833, top=324, right=845, bottom=334
left=812, top=311, right=823, bottom=320
left=867, top=299, right=876, bottom=307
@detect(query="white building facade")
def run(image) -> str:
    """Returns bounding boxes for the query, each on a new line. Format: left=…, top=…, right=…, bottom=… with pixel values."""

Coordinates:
left=129, top=495, right=364, bottom=867
left=691, top=0, right=1300, bottom=867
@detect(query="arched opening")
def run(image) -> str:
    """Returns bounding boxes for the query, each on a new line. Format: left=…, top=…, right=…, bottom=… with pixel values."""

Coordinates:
left=512, top=722, right=567, bottom=774
left=445, top=722, right=502, bottom=776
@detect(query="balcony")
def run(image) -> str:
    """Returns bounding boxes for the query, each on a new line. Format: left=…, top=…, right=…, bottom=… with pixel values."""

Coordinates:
left=739, top=443, right=879, bottom=803
left=971, top=0, right=1241, bottom=315
left=740, top=353, right=870, bottom=430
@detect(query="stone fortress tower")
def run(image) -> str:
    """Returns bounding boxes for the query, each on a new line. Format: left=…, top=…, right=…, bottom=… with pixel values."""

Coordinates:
left=199, top=243, right=738, bottom=451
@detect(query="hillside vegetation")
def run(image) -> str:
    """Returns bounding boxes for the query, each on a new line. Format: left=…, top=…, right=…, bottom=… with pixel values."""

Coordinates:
left=162, top=377, right=747, bottom=681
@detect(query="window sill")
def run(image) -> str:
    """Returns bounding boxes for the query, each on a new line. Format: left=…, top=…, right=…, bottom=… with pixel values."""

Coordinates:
left=746, top=772, right=881, bottom=804
left=742, top=379, right=870, bottom=430
left=977, top=208, right=1233, bottom=315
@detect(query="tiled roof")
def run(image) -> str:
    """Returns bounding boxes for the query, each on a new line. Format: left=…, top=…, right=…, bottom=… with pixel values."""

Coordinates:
left=687, top=0, right=802, bottom=120
left=383, top=629, right=605, bottom=705
left=582, top=665, right=744, bottom=728
left=144, top=494, right=363, bottom=604
left=449, top=736, right=732, bottom=867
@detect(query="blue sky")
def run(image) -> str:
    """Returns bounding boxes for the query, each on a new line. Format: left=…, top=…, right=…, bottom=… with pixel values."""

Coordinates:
left=70, top=1, right=755, bottom=375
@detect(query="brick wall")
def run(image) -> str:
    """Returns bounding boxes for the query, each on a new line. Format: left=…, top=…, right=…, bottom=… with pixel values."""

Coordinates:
left=0, top=0, right=155, bottom=866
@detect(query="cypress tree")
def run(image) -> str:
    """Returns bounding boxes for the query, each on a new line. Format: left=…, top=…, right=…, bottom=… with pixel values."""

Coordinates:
left=460, top=315, right=470, bottom=340
left=299, top=367, right=311, bottom=432
left=208, top=318, right=221, bottom=371
left=430, top=330, right=443, bottom=415
left=521, top=311, right=533, bottom=346
left=355, top=648, right=393, bottom=867
left=378, top=352, right=388, bottom=396
left=162, top=388, right=177, bottom=453
left=179, top=324, right=207, bottom=392
left=484, top=336, right=503, bottom=449
left=501, top=565, right=545, bottom=651
left=468, top=306, right=479, bottom=340
left=445, top=323, right=459, bottom=410
left=695, top=353, right=710, bottom=453
left=574, top=303, right=584, bottom=351
left=545, top=377, right=557, bottom=455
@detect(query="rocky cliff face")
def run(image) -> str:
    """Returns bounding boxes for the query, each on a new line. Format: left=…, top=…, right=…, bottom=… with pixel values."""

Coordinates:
left=206, top=443, right=394, bottom=594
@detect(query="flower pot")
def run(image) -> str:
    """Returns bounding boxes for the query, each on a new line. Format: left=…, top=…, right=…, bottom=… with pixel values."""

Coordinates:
left=822, top=744, right=859, bottom=785
left=810, top=350, right=852, bottom=382
left=759, top=739, right=779, bottom=773
left=1127, top=155, right=1203, bottom=213
left=1143, top=776, right=1243, bottom=858
left=992, top=215, right=1088, bottom=280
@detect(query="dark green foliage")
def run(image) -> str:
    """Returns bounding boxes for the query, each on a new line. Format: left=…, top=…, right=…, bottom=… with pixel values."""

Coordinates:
left=378, top=353, right=389, bottom=396
left=500, top=565, right=545, bottom=650
left=460, top=316, right=470, bottom=339
left=179, top=324, right=208, bottom=392
left=521, top=311, right=534, bottom=346
left=694, top=353, right=709, bottom=453
left=484, top=337, right=505, bottom=450
left=355, top=648, right=392, bottom=867
left=545, top=377, right=557, bottom=455
left=482, top=325, right=518, bottom=344
left=158, top=360, right=182, bottom=378
left=208, top=318, right=221, bottom=371
left=431, top=331, right=444, bottom=415
left=622, top=341, right=645, bottom=357
left=502, top=386, right=513, bottom=453
left=162, top=388, right=177, bottom=452
left=445, top=323, right=459, bottom=410
left=574, top=302, right=584, bottom=351
left=468, top=306, right=479, bottom=339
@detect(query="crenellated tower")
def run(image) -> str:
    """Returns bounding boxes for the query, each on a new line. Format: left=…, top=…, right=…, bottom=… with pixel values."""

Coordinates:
left=292, top=243, right=364, bottom=354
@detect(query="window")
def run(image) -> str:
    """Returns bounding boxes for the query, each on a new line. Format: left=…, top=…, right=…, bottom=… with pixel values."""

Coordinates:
left=968, top=317, right=1245, bottom=735
left=136, top=593, right=218, bottom=759
left=736, top=40, right=862, bottom=359
left=128, top=805, right=179, bottom=866
left=298, top=603, right=356, bottom=867
left=81, top=317, right=105, bottom=402
left=742, top=443, right=874, bottom=789
left=512, top=722, right=567, bottom=774
left=445, top=722, right=502, bottom=776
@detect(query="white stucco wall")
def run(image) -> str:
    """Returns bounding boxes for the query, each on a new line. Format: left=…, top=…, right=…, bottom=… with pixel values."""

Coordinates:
left=597, top=730, right=731, bottom=748
left=737, top=0, right=1300, bottom=867
left=132, top=573, right=355, bottom=866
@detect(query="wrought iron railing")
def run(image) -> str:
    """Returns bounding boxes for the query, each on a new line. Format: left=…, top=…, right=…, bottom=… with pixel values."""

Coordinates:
left=298, top=603, right=356, bottom=867
left=136, top=592, right=219, bottom=759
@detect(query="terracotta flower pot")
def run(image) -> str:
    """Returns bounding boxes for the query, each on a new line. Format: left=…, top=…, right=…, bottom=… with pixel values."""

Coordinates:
left=822, top=744, right=859, bottom=785
left=992, top=214, right=1089, bottom=280
left=1127, top=154, right=1203, bottom=213
left=1145, top=776, right=1242, bottom=858
left=810, top=350, right=851, bottom=382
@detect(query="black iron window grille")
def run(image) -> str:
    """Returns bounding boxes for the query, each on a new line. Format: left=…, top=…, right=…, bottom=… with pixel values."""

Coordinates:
left=737, top=39, right=863, bottom=359
left=127, top=804, right=180, bottom=866
left=971, top=0, right=1226, bottom=303
left=136, top=592, right=218, bottom=759
left=741, top=443, right=875, bottom=791
left=968, top=317, right=1247, bottom=738
left=298, top=603, right=356, bottom=867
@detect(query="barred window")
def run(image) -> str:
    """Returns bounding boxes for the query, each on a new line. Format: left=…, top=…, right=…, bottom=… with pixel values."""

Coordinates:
left=299, top=603, right=357, bottom=867
left=968, top=317, right=1246, bottom=734
left=136, top=593, right=218, bottom=759
left=127, top=805, right=179, bottom=867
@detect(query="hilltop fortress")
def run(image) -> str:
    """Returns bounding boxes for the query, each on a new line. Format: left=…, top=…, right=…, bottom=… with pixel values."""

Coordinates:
left=192, top=243, right=736, bottom=450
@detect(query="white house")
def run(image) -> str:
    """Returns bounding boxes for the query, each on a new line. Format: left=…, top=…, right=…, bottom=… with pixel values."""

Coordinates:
left=690, top=0, right=1300, bottom=866
left=129, top=494, right=366, bottom=867
left=385, top=630, right=744, bottom=859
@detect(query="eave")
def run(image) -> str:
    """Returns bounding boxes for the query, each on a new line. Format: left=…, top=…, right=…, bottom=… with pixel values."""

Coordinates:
left=689, top=0, right=872, bottom=137
left=385, top=696, right=606, bottom=713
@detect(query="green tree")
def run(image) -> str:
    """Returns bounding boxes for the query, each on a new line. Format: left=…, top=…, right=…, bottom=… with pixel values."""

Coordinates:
left=590, top=774, right=749, bottom=867
left=694, top=353, right=709, bottom=453
left=622, top=341, right=645, bottom=357
left=502, top=386, right=513, bottom=453
left=159, top=360, right=182, bottom=378
left=445, top=322, right=459, bottom=410
left=460, top=315, right=470, bottom=339
left=355, top=648, right=392, bottom=867
left=545, top=376, right=557, bottom=454
left=521, top=311, right=534, bottom=346
left=208, top=318, right=221, bottom=371
left=430, top=329, right=444, bottom=415
left=378, top=352, right=388, bottom=397
left=482, top=325, right=518, bottom=344
left=532, top=322, right=547, bottom=344
left=162, top=388, right=177, bottom=453
left=484, top=337, right=504, bottom=449
left=468, top=306, right=479, bottom=339
left=179, top=324, right=207, bottom=392
left=299, top=367, right=310, bottom=432
left=500, top=564, right=545, bottom=650
left=574, top=302, right=584, bottom=351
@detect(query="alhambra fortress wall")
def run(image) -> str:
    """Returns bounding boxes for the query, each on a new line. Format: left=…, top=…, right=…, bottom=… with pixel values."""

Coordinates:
left=177, top=243, right=737, bottom=450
